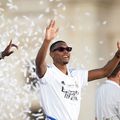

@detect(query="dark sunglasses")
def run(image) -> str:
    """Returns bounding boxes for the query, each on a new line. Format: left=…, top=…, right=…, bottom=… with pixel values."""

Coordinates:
left=53, top=47, right=72, bottom=52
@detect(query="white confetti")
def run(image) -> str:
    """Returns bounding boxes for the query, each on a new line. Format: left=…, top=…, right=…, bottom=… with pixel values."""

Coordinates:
left=45, top=7, right=50, bottom=13
left=102, top=20, right=107, bottom=25
left=38, top=14, right=44, bottom=19
left=49, top=0, right=54, bottom=2
left=6, top=3, right=18, bottom=10
left=99, top=40, right=104, bottom=44
left=39, top=0, right=44, bottom=5
left=85, top=12, right=91, bottom=16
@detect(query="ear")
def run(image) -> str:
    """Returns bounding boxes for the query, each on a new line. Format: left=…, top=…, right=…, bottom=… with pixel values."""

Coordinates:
left=50, top=52, right=54, bottom=58
left=117, top=71, right=120, bottom=78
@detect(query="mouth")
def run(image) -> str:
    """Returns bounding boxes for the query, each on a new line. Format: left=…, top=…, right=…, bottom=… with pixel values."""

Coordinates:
left=63, top=55, right=70, bottom=60
left=63, top=55, right=69, bottom=58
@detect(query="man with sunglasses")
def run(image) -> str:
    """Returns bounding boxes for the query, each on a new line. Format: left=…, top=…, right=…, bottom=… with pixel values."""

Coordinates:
left=0, top=40, right=18, bottom=60
left=36, top=20, right=120, bottom=120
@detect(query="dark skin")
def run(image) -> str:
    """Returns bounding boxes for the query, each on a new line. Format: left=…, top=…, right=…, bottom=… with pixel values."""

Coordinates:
left=36, top=20, right=120, bottom=81
left=0, top=40, right=18, bottom=59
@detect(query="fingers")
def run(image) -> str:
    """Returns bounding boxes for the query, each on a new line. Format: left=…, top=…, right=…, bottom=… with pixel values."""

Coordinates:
left=9, top=40, right=12, bottom=45
left=11, top=44, right=18, bottom=49
left=8, top=44, right=18, bottom=55
left=7, top=40, right=18, bottom=49
left=117, top=41, right=120, bottom=50
left=55, top=28, right=59, bottom=34
left=48, top=19, right=55, bottom=28
left=51, top=20, right=55, bottom=28
left=45, top=20, right=58, bottom=41
left=47, top=20, right=52, bottom=28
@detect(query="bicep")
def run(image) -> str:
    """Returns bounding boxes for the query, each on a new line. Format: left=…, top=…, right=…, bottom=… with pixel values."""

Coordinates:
left=36, top=62, right=47, bottom=78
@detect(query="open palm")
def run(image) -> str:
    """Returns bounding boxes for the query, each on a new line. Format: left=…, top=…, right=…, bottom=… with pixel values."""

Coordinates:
left=45, top=20, right=59, bottom=41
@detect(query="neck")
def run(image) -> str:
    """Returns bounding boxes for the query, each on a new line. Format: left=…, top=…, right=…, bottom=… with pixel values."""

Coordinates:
left=54, top=63, right=68, bottom=75
left=108, top=78, right=120, bottom=85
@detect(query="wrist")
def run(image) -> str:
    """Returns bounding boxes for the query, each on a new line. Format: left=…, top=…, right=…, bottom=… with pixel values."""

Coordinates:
left=0, top=52, right=4, bottom=59
left=44, top=38, right=51, bottom=43
left=43, top=39, right=51, bottom=45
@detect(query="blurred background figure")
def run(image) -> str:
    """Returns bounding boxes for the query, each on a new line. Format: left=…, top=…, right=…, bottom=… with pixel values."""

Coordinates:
left=27, top=106, right=45, bottom=120
left=25, top=59, right=39, bottom=89
left=95, top=62, right=120, bottom=120
left=25, top=59, right=46, bottom=120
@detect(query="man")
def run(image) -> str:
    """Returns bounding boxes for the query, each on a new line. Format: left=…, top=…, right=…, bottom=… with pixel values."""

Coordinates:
left=95, top=63, right=120, bottom=120
left=0, top=40, right=18, bottom=60
left=36, top=20, right=120, bottom=120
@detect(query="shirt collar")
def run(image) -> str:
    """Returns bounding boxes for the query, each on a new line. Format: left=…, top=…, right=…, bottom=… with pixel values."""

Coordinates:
left=52, top=64, right=71, bottom=76
left=106, top=80, right=120, bottom=88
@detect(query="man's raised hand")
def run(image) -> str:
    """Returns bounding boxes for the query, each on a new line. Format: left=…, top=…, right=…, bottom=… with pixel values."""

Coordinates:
left=45, top=20, right=59, bottom=42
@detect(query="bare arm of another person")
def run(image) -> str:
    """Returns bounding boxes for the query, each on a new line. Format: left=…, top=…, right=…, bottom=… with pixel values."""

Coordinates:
left=88, top=42, right=120, bottom=81
left=35, top=20, right=59, bottom=78
left=0, top=40, right=18, bottom=60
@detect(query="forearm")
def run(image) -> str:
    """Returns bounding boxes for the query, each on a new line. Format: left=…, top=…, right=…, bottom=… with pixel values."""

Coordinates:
left=36, top=40, right=50, bottom=67
left=88, top=50, right=120, bottom=81
left=35, top=39, right=51, bottom=78
left=102, top=50, right=120, bottom=76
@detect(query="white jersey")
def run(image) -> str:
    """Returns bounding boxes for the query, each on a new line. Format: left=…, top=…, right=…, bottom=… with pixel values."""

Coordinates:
left=95, top=80, right=120, bottom=120
left=38, top=64, right=88, bottom=120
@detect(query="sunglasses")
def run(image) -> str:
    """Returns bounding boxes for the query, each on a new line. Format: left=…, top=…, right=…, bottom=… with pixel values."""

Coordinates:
left=53, top=47, right=72, bottom=52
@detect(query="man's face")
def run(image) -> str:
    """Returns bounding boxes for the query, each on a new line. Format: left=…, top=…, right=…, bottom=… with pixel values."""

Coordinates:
left=50, top=42, right=72, bottom=65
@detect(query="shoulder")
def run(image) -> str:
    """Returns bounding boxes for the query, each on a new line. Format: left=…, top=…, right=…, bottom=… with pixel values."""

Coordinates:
left=68, top=67, right=88, bottom=78
left=69, top=67, right=88, bottom=74
left=46, top=64, right=54, bottom=70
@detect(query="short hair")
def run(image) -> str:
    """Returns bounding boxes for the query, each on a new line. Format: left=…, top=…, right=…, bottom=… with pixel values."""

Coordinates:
left=50, top=40, right=66, bottom=52
left=108, top=62, right=120, bottom=78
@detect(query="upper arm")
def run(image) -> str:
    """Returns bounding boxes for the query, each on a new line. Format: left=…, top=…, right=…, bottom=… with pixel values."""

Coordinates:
left=88, top=68, right=107, bottom=81
left=36, top=61, right=47, bottom=78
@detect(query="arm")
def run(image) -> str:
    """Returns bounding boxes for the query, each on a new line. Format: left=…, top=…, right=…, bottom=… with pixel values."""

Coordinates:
left=0, top=40, right=18, bottom=60
left=88, top=42, right=120, bottom=81
left=35, top=20, right=59, bottom=78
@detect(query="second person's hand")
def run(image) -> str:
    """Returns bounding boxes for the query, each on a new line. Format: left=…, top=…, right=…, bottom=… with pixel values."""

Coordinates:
left=2, top=40, right=18, bottom=58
